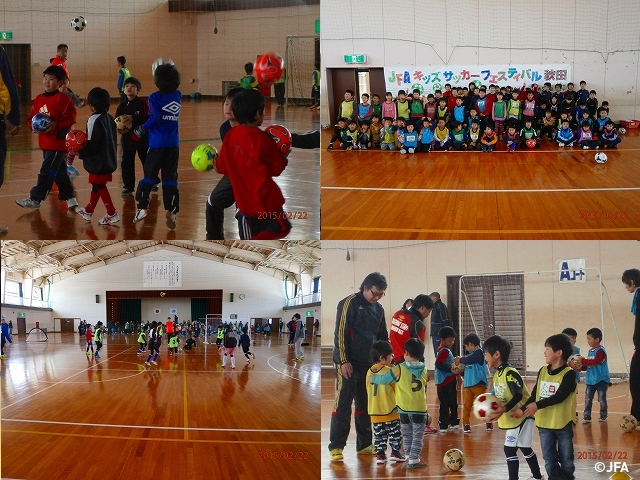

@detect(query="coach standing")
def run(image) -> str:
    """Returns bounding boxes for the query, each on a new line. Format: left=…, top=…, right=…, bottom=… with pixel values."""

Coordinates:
left=328, top=272, right=389, bottom=462
left=622, top=268, right=640, bottom=421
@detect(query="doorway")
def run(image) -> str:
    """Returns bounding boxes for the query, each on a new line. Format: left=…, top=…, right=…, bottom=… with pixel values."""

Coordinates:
left=3, top=44, right=31, bottom=105
left=327, top=67, right=385, bottom=122
left=17, top=317, right=26, bottom=335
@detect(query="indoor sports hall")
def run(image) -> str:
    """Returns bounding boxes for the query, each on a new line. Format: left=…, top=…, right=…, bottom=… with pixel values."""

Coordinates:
left=0, top=0, right=320, bottom=239
left=0, top=240, right=321, bottom=479
left=321, top=240, right=640, bottom=479
left=319, top=0, right=640, bottom=239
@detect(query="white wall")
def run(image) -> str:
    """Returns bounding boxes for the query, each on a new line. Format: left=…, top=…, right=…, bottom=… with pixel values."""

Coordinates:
left=321, top=240, right=640, bottom=375
left=48, top=249, right=290, bottom=328
left=320, top=0, right=640, bottom=122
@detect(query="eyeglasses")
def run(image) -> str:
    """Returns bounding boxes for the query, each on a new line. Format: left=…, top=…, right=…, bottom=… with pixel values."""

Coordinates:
left=368, top=288, right=386, bottom=299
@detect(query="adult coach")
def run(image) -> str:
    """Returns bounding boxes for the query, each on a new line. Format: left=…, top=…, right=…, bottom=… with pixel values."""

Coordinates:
left=0, top=45, right=20, bottom=234
left=429, top=292, right=450, bottom=356
left=329, top=272, right=389, bottom=462
left=622, top=268, right=640, bottom=420
left=389, top=294, right=434, bottom=363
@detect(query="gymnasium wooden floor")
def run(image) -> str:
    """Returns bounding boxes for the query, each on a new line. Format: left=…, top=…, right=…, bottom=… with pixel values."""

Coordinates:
left=321, top=129, right=640, bottom=239
left=0, top=100, right=319, bottom=240
left=1, top=332, right=320, bottom=480
left=321, top=371, right=640, bottom=479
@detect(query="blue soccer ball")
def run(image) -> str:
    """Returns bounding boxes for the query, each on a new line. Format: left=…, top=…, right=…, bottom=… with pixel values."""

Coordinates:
left=31, top=113, right=52, bottom=133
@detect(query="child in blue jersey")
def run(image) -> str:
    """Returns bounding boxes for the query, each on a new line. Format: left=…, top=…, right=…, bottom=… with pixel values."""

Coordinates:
left=452, top=96, right=466, bottom=126
left=132, top=63, right=181, bottom=229
left=417, top=119, right=434, bottom=152
left=394, top=118, right=407, bottom=150
left=400, top=123, right=418, bottom=154
left=578, top=328, right=610, bottom=423
left=435, top=326, right=459, bottom=431
left=599, top=121, right=622, bottom=149
left=366, top=340, right=406, bottom=464
left=484, top=335, right=545, bottom=480
left=505, top=125, right=518, bottom=153
left=595, top=107, right=611, bottom=133
left=556, top=119, right=576, bottom=147
left=453, top=332, right=492, bottom=433
left=358, top=93, right=372, bottom=123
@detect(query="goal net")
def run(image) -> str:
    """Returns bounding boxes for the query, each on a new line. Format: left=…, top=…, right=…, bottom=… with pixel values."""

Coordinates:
left=26, top=327, right=48, bottom=342
left=285, top=35, right=319, bottom=106
left=457, top=268, right=631, bottom=377
left=203, top=314, right=223, bottom=344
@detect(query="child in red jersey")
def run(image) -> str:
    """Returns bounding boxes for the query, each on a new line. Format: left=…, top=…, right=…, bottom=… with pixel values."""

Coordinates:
left=16, top=65, right=78, bottom=211
left=215, top=89, right=291, bottom=239
left=85, top=324, right=94, bottom=356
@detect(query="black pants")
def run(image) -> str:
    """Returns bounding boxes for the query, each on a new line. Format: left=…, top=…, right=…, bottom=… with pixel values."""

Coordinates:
left=30, top=150, right=75, bottom=202
left=274, top=83, right=285, bottom=106
left=121, top=143, right=156, bottom=192
left=135, top=147, right=179, bottom=213
left=328, top=363, right=372, bottom=451
left=630, top=353, right=640, bottom=419
left=437, top=380, right=459, bottom=429
left=311, top=85, right=320, bottom=105
left=206, top=175, right=234, bottom=240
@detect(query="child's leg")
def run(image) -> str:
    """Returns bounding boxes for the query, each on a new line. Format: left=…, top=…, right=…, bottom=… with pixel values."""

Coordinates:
left=504, top=428, right=520, bottom=480
left=408, top=414, right=426, bottom=464
left=51, top=151, right=76, bottom=202
left=446, top=380, right=459, bottom=426
left=230, top=352, right=235, bottom=368
left=222, top=353, right=227, bottom=366
left=96, top=184, right=116, bottom=215
left=135, top=149, right=163, bottom=211
left=399, top=414, right=412, bottom=459
left=387, top=419, right=402, bottom=455
left=29, top=151, right=65, bottom=202
left=462, top=387, right=474, bottom=426
left=517, top=418, right=543, bottom=479
left=372, top=422, right=388, bottom=455
left=437, top=386, right=450, bottom=429
left=121, top=148, right=136, bottom=192
left=596, top=381, right=608, bottom=419
left=159, top=147, right=180, bottom=214
left=206, top=176, right=235, bottom=240
left=538, top=427, right=562, bottom=479
left=583, top=384, right=595, bottom=419
left=556, top=423, right=575, bottom=478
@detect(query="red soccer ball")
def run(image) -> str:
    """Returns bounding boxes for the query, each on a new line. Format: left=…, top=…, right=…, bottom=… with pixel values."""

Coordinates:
left=526, top=138, right=536, bottom=149
left=264, top=124, right=292, bottom=157
left=65, top=129, right=87, bottom=151
left=254, top=52, right=284, bottom=87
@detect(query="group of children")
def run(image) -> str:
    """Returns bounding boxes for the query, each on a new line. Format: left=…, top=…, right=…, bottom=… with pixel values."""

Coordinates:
left=218, top=325, right=255, bottom=369
left=16, top=49, right=295, bottom=239
left=329, top=80, right=623, bottom=153
left=363, top=325, right=611, bottom=479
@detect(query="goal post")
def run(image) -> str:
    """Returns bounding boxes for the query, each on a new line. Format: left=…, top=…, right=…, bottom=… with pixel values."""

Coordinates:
left=285, top=35, right=319, bottom=106
left=25, top=327, right=48, bottom=342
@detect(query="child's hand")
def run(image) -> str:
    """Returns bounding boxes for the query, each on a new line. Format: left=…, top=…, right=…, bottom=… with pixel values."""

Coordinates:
left=489, top=404, right=506, bottom=421
left=42, top=121, right=58, bottom=134
left=453, top=356, right=461, bottom=363
left=522, top=403, right=538, bottom=417
left=511, top=408, right=524, bottom=419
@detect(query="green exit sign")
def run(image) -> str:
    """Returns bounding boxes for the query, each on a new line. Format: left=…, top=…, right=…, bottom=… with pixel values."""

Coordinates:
left=344, top=54, right=367, bottom=64
left=306, top=311, right=314, bottom=317
left=18, top=312, right=25, bottom=317
left=0, top=32, right=13, bottom=40
left=315, top=19, right=319, bottom=35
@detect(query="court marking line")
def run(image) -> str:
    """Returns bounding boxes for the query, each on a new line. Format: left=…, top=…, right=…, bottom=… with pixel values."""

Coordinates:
left=322, top=185, right=640, bottom=193
left=183, top=352, right=189, bottom=441
left=266, top=352, right=320, bottom=384
left=1, top=418, right=317, bottom=434
left=1, top=429, right=319, bottom=446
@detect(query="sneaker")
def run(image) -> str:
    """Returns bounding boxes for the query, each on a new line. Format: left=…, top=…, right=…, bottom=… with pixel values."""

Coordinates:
left=582, top=416, right=591, bottom=423
left=67, top=165, right=80, bottom=176
left=133, top=209, right=148, bottom=223
left=376, top=452, right=387, bottom=464
left=16, top=198, right=41, bottom=210
left=145, top=362, right=151, bottom=366
left=400, top=148, right=407, bottom=154
left=408, top=148, right=415, bottom=154
left=526, top=476, right=546, bottom=480
left=99, top=212, right=120, bottom=225
left=463, top=424, right=471, bottom=433
left=450, top=424, right=460, bottom=430
left=583, top=145, right=589, bottom=150
left=389, top=450, right=406, bottom=462
left=357, top=445, right=376, bottom=455
left=439, top=427, right=449, bottom=433
left=424, top=425, right=438, bottom=435
left=252, top=353, right=255, bottom=359
left=86, top=352, right=90, bottom=356
left=165, top=211, right=177, bottom=229
left=599, top=416, right=607, bottom=422
left=151, top=360, right=158, bottom=365
left=486, top=423, right=494, bottom=431
left=568, top=142, right=574, bottom=147
left=407, top=460, right=428, bottom=469
left=151, top=183, right=160, bottom=192
left=121, top=188, right=134, bottom=196
left=66, top=197, right=79, bottom=210
left=558, top=143, right=565, bottom=147
left=76, top=208, right=93, bottom=221
left=329, top=448, right=344, bottom=461
left=327, top=144, right=334, bottom=150
left=94, top=353, right=100, bottom=359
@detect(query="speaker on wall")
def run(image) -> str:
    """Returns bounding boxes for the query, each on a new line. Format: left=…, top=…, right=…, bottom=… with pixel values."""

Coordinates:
left=95, top=295, right=100, bottom=304
left=230, top=293, right=234, bottom=302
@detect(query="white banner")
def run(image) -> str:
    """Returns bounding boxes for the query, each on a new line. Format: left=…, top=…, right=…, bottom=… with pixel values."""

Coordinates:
left=384, top=64, right=572, bottom=97
left=558, top=259, right=587, bottom=283
left=143, top=261, right=182, bottom=287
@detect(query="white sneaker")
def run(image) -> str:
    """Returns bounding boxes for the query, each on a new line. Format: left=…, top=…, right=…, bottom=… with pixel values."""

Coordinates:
left=526, top=476, right=545, bottom=480
left=165, top=211, right=177, bottom=229
left=77, top=208, right=93, bottom=221
left=151, top=360, right=157, bottom=365
left=583, top=145, right=589, bottom=150
left=16, top=198, right=41, bottom=210
left=66, top=197, right=79, bottom=209
left=98, top=212, right=120, bottom=225
left=558, top=143, right=565, bottom=147
left=568, top=142, right=574, bottom=147
left=133, top=209, right=148, bottom=223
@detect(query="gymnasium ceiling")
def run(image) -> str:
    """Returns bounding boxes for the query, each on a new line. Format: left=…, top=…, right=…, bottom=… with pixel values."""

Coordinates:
left=1, top=240, right=320, bottom=285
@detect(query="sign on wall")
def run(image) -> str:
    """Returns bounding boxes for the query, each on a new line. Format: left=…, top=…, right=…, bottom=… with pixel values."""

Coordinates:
left=143, top=261, right=182, bottom=287
left=558, top=259, right=586, bottom=283
left=384, top=64, right=572, bottom=97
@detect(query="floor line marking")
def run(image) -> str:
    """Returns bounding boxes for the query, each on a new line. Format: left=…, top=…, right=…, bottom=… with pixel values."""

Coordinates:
left=321, top=186, right=640, bottom=193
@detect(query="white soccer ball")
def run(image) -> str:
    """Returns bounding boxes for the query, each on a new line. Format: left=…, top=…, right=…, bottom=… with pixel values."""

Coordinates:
left=443, top=448, right=465, bottom=471
left=620, top=414, right=638, bottom=433
left=619, top=127, right=626, bottom=134
left=473, top=393, right=501, bottom=421
left=152, top=58, right=174, bottom=76
left=594, top=152, right=608, bottom=163
left=451, top=361, right=466, bottom=374
left=71, top=16, right=87, bottom=32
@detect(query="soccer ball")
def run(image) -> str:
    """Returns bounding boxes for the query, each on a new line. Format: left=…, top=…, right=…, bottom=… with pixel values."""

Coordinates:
left=473, top=393, right=501, bottom=421
left=152, top=58, right=174, bottom=76
left=568, top=354, right=582, bottom=371
left=263, top=124, right=292, bottom=157
left=115, top=115, right=132, bottom=135
left=451, top=361, right=466, bottom=374
left=619, top=127, right=627, bottom=134
left=65, top=129, right=87, bottom=151
left=526, top=138, right=536, bottom=148
left=443, top=448, right=465, bottom=471
left=619, top=414, right=638, bottom=433
left=31, top=113, right=52, bottom=133
left=254, top=52, right=284, bottom=87
left=191, top=144, right=218, bottom=172
left=71, top=16, right=87, bottom=32
left=594, top=152, right=608, bottom=163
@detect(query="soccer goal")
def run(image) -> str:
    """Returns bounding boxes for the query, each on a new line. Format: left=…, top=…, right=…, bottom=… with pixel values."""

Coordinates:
left=285, top=35, right=319, bottom=106
left=26, top=327, right=48, bottom=342
left=203, top=314, right=223, bottom=344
